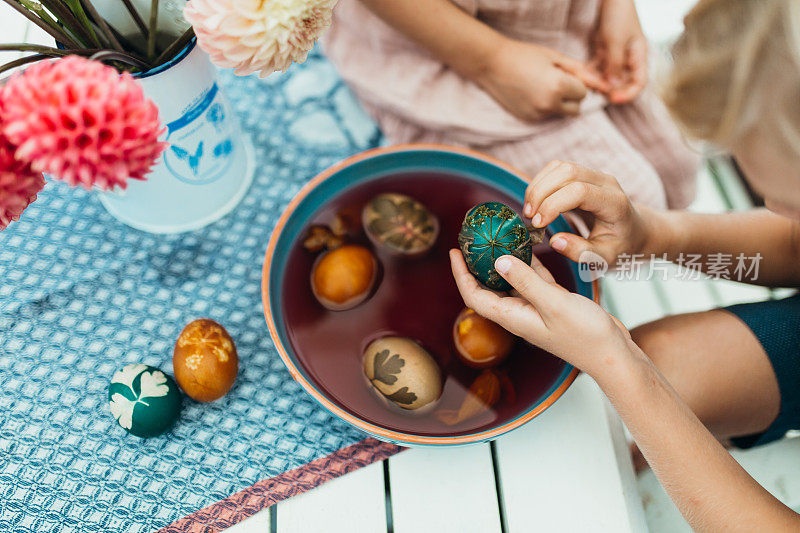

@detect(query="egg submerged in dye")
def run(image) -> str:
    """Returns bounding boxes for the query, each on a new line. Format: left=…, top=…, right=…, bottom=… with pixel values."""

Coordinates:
left=362, top=193, right=439, bottom=256
left=311, top=244, right=379, bottom=311
left=458, top=202, right=540, bottom=291
left=363, top=336, right=442, bottom=410
left=453, top=308, right=515, bottom=368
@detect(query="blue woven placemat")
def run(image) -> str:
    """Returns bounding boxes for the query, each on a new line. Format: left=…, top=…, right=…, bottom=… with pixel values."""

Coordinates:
left=0, top=49, right=385, bottom=532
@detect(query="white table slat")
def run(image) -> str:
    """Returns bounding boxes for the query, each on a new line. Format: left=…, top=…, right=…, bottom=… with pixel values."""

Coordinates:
left=277, top=460, right=386, bottom=533
left=602, top=275, right=667, bottom=328
left=652, top=265, right=718, bottom=315
left=224, top=509, right=271, bottom=533
left=772, top=287, right=799, bottom=299
left=689, top=164, right=729, bottom=214
left=709, top=279, right=772, bottom=307
left=388, top=444, right=502, bottom=533
left=494, top=375, right=647, bottom=533
left=707, top=158, right=754, bottom=212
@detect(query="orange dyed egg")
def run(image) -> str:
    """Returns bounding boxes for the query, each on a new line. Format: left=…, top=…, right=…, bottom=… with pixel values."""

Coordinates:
left=453, top=308, right=515, bottom=368
left=173, top=318, right=238, bottom=402
left=311, top=244, right=378, bottom=311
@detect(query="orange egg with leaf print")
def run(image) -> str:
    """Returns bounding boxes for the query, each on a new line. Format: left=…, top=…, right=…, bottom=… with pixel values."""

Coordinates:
left=173, top=319, right=239, bottom=402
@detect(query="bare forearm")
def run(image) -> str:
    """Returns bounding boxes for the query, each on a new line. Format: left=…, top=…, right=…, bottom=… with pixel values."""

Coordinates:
left=639, top=206, right=800, bottom=286
left=598, top=350, right=800, bottom=531
left=356, top=0, right=503, bottom=80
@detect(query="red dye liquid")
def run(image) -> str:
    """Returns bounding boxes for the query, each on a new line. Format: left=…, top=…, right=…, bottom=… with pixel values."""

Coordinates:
left=281, top=172, right=577, bottom=437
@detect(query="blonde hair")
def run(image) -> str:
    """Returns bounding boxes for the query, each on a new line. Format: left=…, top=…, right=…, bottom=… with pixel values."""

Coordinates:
left=662, top=0, right=800, bottom=156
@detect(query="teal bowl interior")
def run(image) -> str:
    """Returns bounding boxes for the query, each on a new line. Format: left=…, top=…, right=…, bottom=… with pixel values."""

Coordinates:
left=264, top=147, right=594, bottom=446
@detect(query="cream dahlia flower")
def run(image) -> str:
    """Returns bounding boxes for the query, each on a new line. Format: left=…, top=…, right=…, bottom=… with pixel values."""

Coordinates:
left=184, top=0, right=337, bottom=77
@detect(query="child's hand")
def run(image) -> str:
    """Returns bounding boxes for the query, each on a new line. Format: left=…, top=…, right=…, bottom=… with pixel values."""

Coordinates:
left=450, top=249, right=634, bottom=378
left=591, top=0, right=648, bottom=104
left=523, top=160, right=650, bottom=266
left=479, top=39, right=608, bottom=122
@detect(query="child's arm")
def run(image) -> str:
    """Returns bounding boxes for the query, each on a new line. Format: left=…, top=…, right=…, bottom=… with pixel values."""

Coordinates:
left=524, top=160, right=800, bottom=286
left=356, top=0, right=608, bottom=121
left=449, top=250, right=800, bottom=531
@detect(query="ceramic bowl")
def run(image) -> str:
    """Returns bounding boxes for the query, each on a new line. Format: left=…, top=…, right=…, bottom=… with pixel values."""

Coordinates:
left=262, top=145, right=597, bottom=446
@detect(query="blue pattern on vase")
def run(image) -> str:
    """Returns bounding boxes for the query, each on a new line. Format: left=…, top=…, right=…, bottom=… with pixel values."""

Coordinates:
left=162, top=83, right=240, bottom=186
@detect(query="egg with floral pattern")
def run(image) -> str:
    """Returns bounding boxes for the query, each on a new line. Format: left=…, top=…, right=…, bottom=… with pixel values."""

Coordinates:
left=363, top=336, right=442, bottom=410
left=362, top=193, right=439, bottom=256
left=108, top=364, right=182, bottom=438
left=458, top=202, right=542, bottom=291
left=173, top=318, right=239, bottom=402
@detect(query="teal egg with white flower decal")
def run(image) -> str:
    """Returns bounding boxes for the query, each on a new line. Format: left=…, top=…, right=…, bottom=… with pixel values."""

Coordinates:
left=458, top=202, right=542, bottom=291
left=108, top=364, right=182, bottom=438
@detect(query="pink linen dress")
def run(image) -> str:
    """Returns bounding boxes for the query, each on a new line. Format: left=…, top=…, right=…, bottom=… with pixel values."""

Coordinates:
left=321, top=0, right=699, bottom=208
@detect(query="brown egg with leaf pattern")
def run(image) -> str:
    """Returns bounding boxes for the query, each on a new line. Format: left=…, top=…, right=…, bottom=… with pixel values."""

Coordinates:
left=362, top=193, right=439, bottom=256
left=173, top=318, right=238, bottom=402
left=363, top=336, right=442, bottom=410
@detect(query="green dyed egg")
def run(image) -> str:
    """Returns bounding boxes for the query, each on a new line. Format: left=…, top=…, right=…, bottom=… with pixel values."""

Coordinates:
left=458, top=202, right=537, bottom=291
left=108, top=364, right=182, bottom=438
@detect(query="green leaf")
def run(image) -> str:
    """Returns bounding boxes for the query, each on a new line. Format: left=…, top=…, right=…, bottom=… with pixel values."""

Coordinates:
left=372, top=349, right=404, bottom=386
left=371, top=197, right=400, bottom=218
left=385, top=387, right=417, bottom=405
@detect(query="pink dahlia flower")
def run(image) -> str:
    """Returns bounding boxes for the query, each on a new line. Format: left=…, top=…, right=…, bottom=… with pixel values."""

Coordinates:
left=0, top=132, right=45, bottom=230
left=0, top=56, right=166, bottom=191
left=185, top=0, right=337, bottom=77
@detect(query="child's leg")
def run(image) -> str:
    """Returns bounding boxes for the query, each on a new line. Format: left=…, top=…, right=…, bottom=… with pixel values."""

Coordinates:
left=631, top=309, right=781, bottom=441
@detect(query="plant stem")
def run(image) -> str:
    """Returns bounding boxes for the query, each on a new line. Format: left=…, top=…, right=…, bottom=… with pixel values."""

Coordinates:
left=80, top=0, right=124, bottom=51
left=153, top=26, right=193, bottom=66
left=1, top=0, right=80, bottom=48
left=18, top=0, right=59, bottom=34
left=108, top=24, right=147, bottom=57
left=118, top=0, right=148, bottom=37
left=0, top=43, right=149, bottom=65
left=89, top=50, right=150, bottom=70
left=0, top=43, right=75, bottom=55
left=64, top=0, right=102, bottom=47
left=147, top=0, right=159, bottom=60
left=38, top=0, right=94, bottom=46
left=0, top=54, right=50, bottom=76
left=147, top=0, right=158, bottom=59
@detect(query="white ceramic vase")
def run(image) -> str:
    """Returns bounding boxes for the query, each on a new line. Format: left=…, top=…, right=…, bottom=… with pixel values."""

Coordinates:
left=92, top=1, right=254, bottom=233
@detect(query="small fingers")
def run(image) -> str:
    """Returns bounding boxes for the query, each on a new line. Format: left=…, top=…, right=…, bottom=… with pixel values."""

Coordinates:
left=558, top=99, right=581, bottom=116
left=535, top=181, right=623, bottom=228
left=554, top=55, right=609, bottom=93
left=450, top=250, right=544, bottom=337
left=494, top=255, right=565, bottom=318
left=548, top=232, right=598, bottom=264
left=450, top=249, right=502, bottom=304
left=557, top=73, right=588, bottom=101
left=524, top=161, right=607, bottom=224
left=610, top=40, right=648, bottom=104
left=529, top=253, right=558, bottom=285
left=604, top=41, right=626, bottom=86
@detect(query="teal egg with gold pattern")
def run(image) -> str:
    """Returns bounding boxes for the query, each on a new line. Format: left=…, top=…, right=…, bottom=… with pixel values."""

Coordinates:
left=108, top=364, right=182, bottom=438
left=458, top=202, right=538, bottom=291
